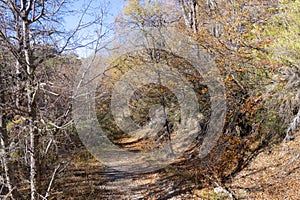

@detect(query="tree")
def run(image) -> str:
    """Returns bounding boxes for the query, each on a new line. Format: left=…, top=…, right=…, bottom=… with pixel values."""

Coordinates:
left=261, top=0, right=300, bottom=140
left=169, top=0, right=286, bottom=185
left=178, top=0, right=200, bottom=33
left=116, top=0, right=179, bottom=31
left=0, top=0, right=106, bottom=198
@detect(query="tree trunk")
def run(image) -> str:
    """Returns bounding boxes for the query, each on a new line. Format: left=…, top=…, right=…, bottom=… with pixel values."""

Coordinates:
left=0, top=110, right=15, bottom=199
left=178, top=0, right=198, bottom=33
left=22, top=16, right=40, bottom=200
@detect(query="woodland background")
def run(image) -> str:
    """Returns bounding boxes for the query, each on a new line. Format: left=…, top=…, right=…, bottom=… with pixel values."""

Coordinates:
left=0, top=0, right=299, bottom=199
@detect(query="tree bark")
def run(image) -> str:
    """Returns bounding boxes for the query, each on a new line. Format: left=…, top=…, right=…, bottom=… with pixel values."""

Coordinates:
left=0, top=110, right=15, bottom=200
left=21, top=12, right=40, bottom=199
left=178, top=0, right=198, bottom=33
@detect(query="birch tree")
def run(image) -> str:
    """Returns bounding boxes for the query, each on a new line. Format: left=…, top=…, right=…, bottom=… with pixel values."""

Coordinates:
left=178, top=0, right=199, bottom=33
left=0, top=0, right=107, bottom=199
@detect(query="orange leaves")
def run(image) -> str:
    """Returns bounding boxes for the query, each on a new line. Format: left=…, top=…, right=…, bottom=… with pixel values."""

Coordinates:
left=239, top=95, right=263, bottom=121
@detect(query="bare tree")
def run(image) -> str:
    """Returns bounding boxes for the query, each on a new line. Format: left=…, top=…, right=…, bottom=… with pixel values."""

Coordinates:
left=178, top=0, right=199, bottom=33
left=0, top=0, right=107, bottom=199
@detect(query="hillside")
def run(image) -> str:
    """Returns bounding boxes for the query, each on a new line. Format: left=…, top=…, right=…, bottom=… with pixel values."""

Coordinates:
left=228, top=131, right=300, bottom=199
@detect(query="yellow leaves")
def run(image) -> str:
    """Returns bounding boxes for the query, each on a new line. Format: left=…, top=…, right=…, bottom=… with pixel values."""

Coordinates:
left=120, top=0, right=177, bottom=30
left=201, top=87, right=208, bottom=94
left=6, top=115, right=25, bottom=131
left=197, top=113, right=204, bottom=120
left=261, top=0, right=300, bottom=64
left=225, top=75, right=232, bottom=82
left=123, top=0, right=142, bottom=16
left=280, top=0, right=290, bottom=5
left=239, top=68, right=248, bottom=73
left=229, top=136, right=241, bottom=146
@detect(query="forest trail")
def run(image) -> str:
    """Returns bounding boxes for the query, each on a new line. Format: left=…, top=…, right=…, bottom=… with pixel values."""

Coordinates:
left=53, top=135, right=197, bottom=200
left=54, top=161, right=196, bottom=199
left=52, top=132, right=300, bottom=199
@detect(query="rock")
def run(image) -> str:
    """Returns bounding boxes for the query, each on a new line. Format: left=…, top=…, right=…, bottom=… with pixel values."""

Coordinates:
left=214, top=186, right=233, bottom=199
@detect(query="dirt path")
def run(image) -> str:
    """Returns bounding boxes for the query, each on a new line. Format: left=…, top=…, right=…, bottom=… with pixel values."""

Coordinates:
left=54, top=160, right=195, bottom=199
left=53, top=136, right=196, bottom=200
left=53, top=132, right=300, bottom=199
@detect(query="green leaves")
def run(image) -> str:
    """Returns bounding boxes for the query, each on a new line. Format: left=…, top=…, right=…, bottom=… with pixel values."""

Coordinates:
left=264, top=0, right=300, bottom=64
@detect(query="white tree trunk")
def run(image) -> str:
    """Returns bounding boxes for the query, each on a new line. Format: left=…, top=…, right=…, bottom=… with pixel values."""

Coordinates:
left=22, top=16, right=39, bottom=200
left=0, top=131, right=15, bottom=200
left=178, top=0, right=198, bottom=33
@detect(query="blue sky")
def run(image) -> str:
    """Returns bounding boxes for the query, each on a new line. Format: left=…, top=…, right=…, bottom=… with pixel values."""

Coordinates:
left=64, top=0, right=126, bottom=57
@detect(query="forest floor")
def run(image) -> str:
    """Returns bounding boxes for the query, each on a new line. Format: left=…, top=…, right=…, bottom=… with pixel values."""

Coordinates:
left=52, top=131, right=300, bottom=199
left=227, top=131, right=300, bottom=199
